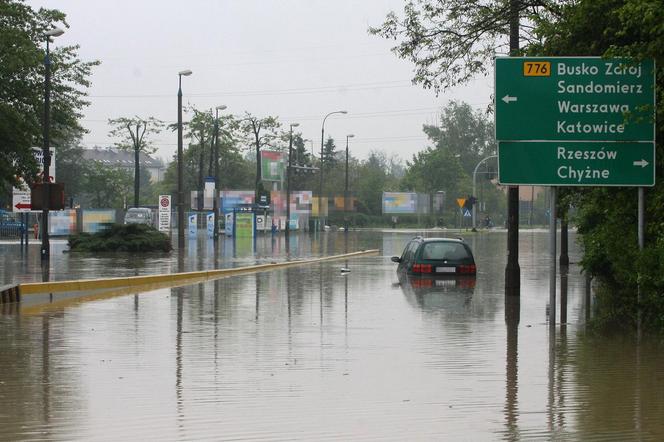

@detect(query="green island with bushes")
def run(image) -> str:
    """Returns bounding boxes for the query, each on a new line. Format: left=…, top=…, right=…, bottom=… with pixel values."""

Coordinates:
left=68, top=224, right=172, bottom=253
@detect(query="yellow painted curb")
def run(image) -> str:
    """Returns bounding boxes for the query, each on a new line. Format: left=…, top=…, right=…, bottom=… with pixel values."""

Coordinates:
left=18, top=249, right=380, bottom=296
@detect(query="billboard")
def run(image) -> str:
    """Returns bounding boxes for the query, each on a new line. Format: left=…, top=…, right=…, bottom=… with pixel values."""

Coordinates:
left=49, top=210, right=76, bottom=236
left=234, top=212, right=255, bottom=237
left=382, top=192, right=417, bottom=214
left=82, top=209, right=115, bottom=233
left=221, top=190, right=254, bottom=212
left=260, top=150, right=285, bottom=182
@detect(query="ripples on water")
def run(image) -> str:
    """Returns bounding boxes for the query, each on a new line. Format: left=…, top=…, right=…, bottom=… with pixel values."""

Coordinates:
left=1, top=231, right=663, bottom=440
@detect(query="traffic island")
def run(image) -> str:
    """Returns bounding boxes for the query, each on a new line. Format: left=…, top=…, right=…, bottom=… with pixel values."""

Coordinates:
left=68, top=223, right=172, bottom=253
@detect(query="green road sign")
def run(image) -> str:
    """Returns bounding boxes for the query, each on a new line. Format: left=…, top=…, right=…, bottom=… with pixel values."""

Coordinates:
left=495, top=57, right=655, bottom=141
left=499, top=141, right=655, bottom=186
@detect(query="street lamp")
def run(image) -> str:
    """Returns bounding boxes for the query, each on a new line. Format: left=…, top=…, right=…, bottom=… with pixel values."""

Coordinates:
left=472, top=154, right=497, bottom=230
left=319, top=110, right=347, bottom=231
left=344, top=134, right=355, bottom=232
left=177, top=69, right=192, bottom=250
left=285, top=123, right=300, bottom=240
left=40, top=27, right=64, bottom=260
left=212, top=105, right=227, bottom=243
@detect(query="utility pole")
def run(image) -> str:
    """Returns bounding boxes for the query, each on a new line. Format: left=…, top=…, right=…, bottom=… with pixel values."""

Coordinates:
left=505, top=0, right=521, bottom=297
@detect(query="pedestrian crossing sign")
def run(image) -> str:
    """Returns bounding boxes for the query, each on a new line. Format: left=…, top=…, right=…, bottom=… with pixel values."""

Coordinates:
left=463, top=209, right=472, bottom=217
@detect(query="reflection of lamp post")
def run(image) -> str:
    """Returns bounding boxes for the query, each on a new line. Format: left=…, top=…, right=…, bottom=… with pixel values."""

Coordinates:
left=472, top=154, right=497, bottom=230
left=41, top=27, right=64, bottom=260
left=177, top=69, right=192, bottom=250
left=212, top=105, right=227, bottom=242
left=319, top=110, right=347, bottom=231
left=285, top=123, right=299, bottom=240
left=344, top=134, right=354, bottom=232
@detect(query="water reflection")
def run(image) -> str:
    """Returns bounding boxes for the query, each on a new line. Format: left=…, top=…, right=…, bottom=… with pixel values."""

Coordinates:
left=397, top=274, right=476, bottom=312
left=2, top=232, right=664, bottom=439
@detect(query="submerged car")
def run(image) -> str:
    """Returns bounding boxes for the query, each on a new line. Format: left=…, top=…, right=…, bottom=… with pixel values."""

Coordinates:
left=391, top=236, right=477, bottom=276
left=124, top=207, right=154, bottom=226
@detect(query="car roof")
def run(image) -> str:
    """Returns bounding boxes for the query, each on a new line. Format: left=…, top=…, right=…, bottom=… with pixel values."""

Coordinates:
left=412, top=236, right=465, bottom=243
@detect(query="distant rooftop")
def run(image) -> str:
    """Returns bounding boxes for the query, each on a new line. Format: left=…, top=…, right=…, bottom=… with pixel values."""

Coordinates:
left=82, top=146, right=164, bottom=168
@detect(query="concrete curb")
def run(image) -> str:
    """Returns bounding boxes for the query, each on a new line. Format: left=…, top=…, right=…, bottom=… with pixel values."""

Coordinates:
left=18, top=249, right=380, bottom=296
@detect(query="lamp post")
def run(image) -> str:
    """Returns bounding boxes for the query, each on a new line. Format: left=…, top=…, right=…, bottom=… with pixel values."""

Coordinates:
left=472, top=155, right=497, bottom=230
left=213, top=105, right=227, bottom=243
left=344, top=134, right=354, bottom=232
left=285, top=123, right=300, bottom=240
left=319, top=110, right=347, bottom=231
left=40, top=27, right=64, bottom=260
left=177, top=69, right=192, bottom=250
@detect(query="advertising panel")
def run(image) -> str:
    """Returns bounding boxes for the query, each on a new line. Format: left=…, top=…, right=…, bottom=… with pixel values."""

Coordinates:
left=234, top=212, right=255, bottom=238
left=221, top=190, right=254, bottom=212
left=49, top=209, right=76, bottom=235
left=206, top=212, right=214, bottom=238
left=224, top=211, right=234, bottom=236
left=188, top=214, right=197, bottom=237
left=260, top=150, right=285, bottom=182
left=382, top=192, right=417, bottom=214
left=82, top=209, right=115, bottom=233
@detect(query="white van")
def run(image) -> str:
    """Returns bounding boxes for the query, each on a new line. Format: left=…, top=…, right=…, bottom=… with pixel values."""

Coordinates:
left=124, top=207, right=154, bottom=226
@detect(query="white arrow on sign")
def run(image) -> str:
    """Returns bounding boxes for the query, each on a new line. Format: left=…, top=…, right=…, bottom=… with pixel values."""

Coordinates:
left=633, top=159, right=649, bottom=168
left=502, top=95, right=518, bottom=104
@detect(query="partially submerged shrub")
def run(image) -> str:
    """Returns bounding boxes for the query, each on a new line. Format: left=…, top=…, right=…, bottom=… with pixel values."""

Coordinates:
left=68, top=223, right=172, bottom=253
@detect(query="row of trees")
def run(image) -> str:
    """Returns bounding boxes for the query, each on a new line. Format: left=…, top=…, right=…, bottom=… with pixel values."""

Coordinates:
left=95, top=100, right=503, bottom=227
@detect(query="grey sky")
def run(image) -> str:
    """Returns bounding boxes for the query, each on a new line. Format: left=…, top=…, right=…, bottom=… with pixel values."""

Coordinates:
left=28, top=0, right=492, bottom=164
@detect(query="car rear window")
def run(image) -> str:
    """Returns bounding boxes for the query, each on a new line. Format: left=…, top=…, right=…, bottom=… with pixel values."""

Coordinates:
left=420, top=242, right=470, bottom=261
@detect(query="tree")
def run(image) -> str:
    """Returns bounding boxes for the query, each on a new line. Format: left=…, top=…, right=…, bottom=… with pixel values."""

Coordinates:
left=108, top=116, right=163, bottom=208
left=423, top=101, right=497, bottom=175
left=82, top=162, right=132, bottom=208
left=402, top=147, right=468, bottom=208
left=239, top=113, right=281, bottom=200
left=322, top=137, right=338, bottom=171
left=0, top=0, right=98, bottom=190
left=369, top=0, right=560, bottom=93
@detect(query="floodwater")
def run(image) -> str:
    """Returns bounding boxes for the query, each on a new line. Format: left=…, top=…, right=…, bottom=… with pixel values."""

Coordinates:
left=1, top=230, right=664, bottom=440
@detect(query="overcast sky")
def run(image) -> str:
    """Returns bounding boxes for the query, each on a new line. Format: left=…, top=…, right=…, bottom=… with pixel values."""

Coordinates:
left=28, top=0, right=493, bottom=164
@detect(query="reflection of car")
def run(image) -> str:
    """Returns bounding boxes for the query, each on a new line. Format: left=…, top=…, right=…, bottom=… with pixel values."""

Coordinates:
left=124, top=208, right=154, bottom=226
left=391, top=236, right=476, bottom=276
left=398, top=272, right=476, bottom=311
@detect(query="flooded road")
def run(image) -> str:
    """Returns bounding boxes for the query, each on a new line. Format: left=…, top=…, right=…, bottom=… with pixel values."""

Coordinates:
left=2, top=231, right=664, bottom=440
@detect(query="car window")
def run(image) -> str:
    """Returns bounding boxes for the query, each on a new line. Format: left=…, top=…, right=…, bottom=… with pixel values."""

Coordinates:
left=420, top=242, right=470, bottom=260
left=400, top=240, right=418, bottom=266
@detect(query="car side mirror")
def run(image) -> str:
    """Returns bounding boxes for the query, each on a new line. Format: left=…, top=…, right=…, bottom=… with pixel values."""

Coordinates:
left=391, top=256, right=401, bottom=263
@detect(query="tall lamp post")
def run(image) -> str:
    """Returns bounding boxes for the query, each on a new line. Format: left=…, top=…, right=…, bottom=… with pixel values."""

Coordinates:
left=41, top=27, right=64, bottom=260
left=319, top=110, right=347, bottom=231
left=285, top=123, right=300, bottom=239
left=177, top=69, right=192, bottom=250
left=212, top=105, right=227, bottom=243
left=344, top=134, right=354, bottom=232
left=472, top=155, right=497, bottom=230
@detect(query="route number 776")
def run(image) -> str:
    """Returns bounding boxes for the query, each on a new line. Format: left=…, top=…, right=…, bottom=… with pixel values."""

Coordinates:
left=523, top=61, right=551, bottom=77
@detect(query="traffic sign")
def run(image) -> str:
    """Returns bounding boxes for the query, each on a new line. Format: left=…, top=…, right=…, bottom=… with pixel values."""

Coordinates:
left=456, top=198, right=466, bottom=208
left=495, top=57, right=655, bottom=141
left=12, top=190, right=31, bottom=212
left=499, top=141, right=655, bottom=186
left=158, top=195, right=171, bottom=233
left=463, top=209, right=472, bottom=217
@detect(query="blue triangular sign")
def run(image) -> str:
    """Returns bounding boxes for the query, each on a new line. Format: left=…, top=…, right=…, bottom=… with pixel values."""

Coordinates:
left=463, top=209, right=472, bottom=217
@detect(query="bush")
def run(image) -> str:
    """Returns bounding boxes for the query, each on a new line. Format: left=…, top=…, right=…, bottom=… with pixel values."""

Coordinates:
left=68, top=223, right=172, bottom=253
